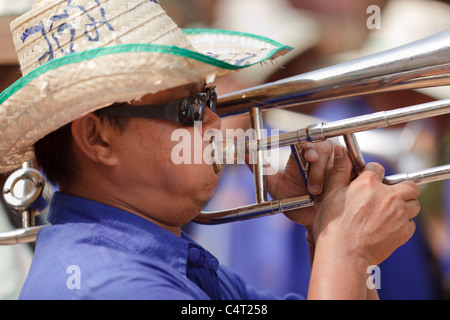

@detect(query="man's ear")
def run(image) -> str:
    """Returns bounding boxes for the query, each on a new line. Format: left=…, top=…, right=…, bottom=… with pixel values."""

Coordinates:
left=71, top=113, right=119, bottom=166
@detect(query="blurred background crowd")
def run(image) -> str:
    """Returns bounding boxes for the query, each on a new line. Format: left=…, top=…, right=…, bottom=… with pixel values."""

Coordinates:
left=1, top=0, right=450, bottom=299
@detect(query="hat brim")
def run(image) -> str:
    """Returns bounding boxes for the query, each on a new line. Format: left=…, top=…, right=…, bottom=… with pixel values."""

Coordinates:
left=0, top=29, right=292, bottom=173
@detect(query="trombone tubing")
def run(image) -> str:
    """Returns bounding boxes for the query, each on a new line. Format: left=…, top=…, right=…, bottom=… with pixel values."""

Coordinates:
left=195, top=99, right=450, bottom=225
left=257, top=99, right=450, bottom=151
left=194, top=164, right=450, bottom=225
left=216, top=29, right=450, bottom=116
left=384, top=164, right=450, bottom=185
left=0, top=226, right=44, bottom=245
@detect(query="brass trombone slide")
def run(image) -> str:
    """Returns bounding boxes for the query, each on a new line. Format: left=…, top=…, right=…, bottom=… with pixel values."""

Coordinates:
left=194, top=99, right=450, bottom=224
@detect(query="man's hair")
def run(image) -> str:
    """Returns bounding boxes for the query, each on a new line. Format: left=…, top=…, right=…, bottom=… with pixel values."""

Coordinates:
left=34, top=104, right=130, bottom=187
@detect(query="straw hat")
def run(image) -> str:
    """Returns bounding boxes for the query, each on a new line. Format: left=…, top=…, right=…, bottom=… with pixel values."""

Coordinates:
left=0, top=0, right=292, bottom=173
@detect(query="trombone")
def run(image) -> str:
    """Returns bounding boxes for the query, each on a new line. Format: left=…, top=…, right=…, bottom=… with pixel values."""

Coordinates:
left=2, top=29, right=450, bottom=242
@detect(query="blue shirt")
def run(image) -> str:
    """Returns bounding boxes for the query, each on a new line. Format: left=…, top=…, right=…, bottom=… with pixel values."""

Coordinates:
left=19, top=192, right=302, bottom=300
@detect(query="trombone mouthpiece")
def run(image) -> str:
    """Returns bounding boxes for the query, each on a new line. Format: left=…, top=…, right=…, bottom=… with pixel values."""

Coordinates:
left=211, top=138, right=246, bottom=173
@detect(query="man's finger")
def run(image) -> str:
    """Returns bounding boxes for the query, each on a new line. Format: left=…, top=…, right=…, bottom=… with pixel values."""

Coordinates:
left=326, top=146, right=353, bottom=191
left=361, top=162, right=385, bottom=181
left=405, top=199, right=421, bottom=220
left=305, top=142, right=334, bottom=195
left=394, top=181, right=421, bottom=201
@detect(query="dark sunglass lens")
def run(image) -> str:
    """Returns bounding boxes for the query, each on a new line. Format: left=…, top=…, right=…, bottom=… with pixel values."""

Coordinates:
left=179, top=98, right=194, bottom=126
left=192, top=98, right=206, bottom=121
left=207, top=89, right=217, bottom=113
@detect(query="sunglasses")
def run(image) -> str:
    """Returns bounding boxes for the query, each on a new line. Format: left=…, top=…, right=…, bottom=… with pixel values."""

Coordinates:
left=101, top=87, right=217, bottom=126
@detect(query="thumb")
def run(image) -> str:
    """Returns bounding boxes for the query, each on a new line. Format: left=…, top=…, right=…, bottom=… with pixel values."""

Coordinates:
left=326, top=146, right=353, bottom=191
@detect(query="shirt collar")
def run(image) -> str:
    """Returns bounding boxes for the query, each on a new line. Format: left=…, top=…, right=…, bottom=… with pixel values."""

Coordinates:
left=48, top=192, right=194, bottom=275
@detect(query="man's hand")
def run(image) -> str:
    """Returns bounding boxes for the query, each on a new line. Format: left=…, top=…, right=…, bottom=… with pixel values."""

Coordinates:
left=313, top=145, right=421, bottom=266
left=306, top=145, right=420, bottom=299
left=266, top=140, right=335, bottom=227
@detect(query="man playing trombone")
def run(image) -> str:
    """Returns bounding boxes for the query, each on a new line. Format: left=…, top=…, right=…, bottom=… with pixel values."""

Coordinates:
left=1, top=0, right=420, bottom=300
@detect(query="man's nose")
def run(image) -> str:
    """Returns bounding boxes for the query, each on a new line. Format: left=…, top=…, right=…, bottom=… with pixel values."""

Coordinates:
left=202, top=108, right=222, bottom=132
